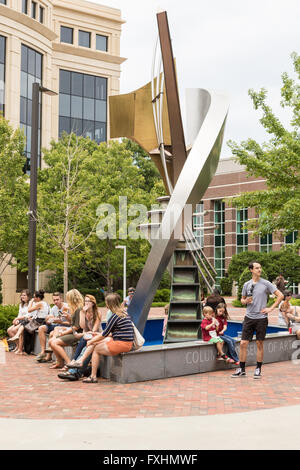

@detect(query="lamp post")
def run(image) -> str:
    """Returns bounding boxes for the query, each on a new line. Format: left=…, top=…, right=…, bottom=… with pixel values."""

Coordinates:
left=116, top=245, right=127, bottom=301
left=28, top=82, right=57, bottom=296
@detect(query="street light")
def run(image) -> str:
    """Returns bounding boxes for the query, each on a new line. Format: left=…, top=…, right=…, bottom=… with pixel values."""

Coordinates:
left=28, top=82, right=57, bottom=296
left=116, top=245, right=127, bottom=301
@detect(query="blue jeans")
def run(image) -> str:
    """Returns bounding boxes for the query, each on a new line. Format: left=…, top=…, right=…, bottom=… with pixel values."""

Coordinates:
left=69, top=345, right=91, bottom=377
left=73, top=336, right=87, bottom=360
left=220, top=334, right=239, bottom=362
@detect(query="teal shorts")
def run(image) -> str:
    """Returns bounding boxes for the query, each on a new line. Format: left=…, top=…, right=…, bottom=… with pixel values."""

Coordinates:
left=209, top=337, right=223, bottom=344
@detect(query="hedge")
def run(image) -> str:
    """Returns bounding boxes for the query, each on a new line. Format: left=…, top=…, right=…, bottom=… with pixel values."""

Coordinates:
left=0, top=305, right=19, bottom=338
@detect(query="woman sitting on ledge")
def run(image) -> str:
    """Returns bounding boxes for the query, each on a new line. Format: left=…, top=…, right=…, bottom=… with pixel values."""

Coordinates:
left=48, top=289, right=84, bottom=369
left=70, top=292, right=134, bottom=384
left=7, top=289, right=31, bottom=354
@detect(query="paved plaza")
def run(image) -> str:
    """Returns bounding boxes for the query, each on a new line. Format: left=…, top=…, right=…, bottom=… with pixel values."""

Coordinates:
left=1, top=300, right=300, bottom=450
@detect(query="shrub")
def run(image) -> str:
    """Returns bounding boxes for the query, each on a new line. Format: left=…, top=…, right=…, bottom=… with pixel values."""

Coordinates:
left=220, top=277, right=232, bottom=296
left=153, top=288, right=170, bottom=303
left=0, top=305, right=19, bottom=338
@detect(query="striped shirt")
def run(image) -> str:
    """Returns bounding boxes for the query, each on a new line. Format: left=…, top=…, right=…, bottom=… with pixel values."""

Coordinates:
left=102, top=313, right=134, bottom=342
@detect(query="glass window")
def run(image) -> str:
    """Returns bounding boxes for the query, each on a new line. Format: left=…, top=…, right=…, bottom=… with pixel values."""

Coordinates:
left=193, top=202, right=204, bottom=248
left=22, top=0, right=28, bottom=14
left=71, top=96, right=82, bottom=119
left=60, top=26, right=73, bottom=44
left=79, top=30, right=91, bottom=48
left=83, top=98, right=94, bottom=120
left=83, top=74, right=95, bottom=98
left=83, top=120, right=94, bottom=140
left=214, top=200, right=225, bottom=287
left=59, top=116, right=70, bottom=136
left=259, top=234, right=272, bottom=253
left=285, top=231, right=298, bottom=245
left=71, top=72, right=83, bottom=96
left=59, top=94, right=70, bottom=117
left=236, top=208, right=248, bottom=253
left=59, top=70, right=107, bottom=143
left=0, top=0, right=7, bottom=4
left=39, top=6, right=44, bottom=23
left=95, top=76, right=107, bottom=100
left=20, top=44, right=43, bottom=173
left=31, top=1, right=37, bottom=19
left=59, top=70, right=71, bottom=94
left=95, top=100, right=106, bottom=122
left=96, top=34, right=108, bottom=52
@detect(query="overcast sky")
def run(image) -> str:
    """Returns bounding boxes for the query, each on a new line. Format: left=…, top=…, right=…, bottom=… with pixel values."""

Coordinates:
left=92, top=0, right=299, bottom=157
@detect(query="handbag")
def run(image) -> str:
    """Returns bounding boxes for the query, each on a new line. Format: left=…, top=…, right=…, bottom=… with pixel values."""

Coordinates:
left=24, top=318, right=41, bottom=334
left=131, top=323, right=145, bottom=351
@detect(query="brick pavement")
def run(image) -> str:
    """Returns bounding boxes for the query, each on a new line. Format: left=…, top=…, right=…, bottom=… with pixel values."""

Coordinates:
left=0, top=299, right=290, bottom=421
left=1, top=351, right=300, bottom=420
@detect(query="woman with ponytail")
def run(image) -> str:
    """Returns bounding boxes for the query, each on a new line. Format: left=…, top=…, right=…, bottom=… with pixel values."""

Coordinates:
left=70, top=293, right=134, bottom=383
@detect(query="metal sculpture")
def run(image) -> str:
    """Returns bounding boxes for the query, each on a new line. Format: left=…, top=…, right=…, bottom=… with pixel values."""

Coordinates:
left=109, top=11, right=229, bottom=333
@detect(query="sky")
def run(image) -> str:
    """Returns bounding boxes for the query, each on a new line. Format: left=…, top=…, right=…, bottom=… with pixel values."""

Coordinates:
left=91, top=0, right=299, bottom=157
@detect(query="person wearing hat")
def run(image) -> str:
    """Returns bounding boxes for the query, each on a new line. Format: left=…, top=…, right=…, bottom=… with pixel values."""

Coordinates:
left=124, top=287, right=135, bottom=307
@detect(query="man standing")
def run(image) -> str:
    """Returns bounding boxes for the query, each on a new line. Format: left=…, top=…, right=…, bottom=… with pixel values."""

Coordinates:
left=36, top=292, right=69, bottom=362
left=232, top=261, right=283, bottom=379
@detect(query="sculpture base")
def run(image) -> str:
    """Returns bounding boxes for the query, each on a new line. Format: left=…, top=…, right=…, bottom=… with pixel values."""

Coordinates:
left=100, top=332, right=296, bottom=383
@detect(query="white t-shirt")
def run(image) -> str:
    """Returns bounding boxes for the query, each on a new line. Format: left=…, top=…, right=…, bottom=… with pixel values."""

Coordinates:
left=50, top=303, right=69, bottom=322
left=18, top=303, right=30, bottom=318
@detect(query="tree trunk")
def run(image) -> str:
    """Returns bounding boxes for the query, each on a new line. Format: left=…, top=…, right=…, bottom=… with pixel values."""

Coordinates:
left=63, top=247, right=68, bottom=300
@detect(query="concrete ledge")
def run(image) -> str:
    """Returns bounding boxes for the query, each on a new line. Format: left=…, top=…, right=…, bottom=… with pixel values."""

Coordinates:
left=100, top=332, right=298, bottom=383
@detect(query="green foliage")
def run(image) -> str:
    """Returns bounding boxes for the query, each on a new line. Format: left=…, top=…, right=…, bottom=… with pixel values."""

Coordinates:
left=36, top=135, right=165, bottom=294
left=227, top=248, right=300, bottom=288
left=153, top=288, right=170, bottom=303
left=0, top=116, right=29, bottom=275
left=0, top=278, right=2, bottom=304
left=227, top=52, right=300, bottom=243
left=220, top=277, right=232, bottom=296
left=291, top=298, right=300, bottom=306
left=0, top=305, right=19, bottom=338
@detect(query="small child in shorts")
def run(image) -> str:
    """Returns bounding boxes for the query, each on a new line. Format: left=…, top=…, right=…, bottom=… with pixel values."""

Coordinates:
left=201, top=306, right=230, bottom=361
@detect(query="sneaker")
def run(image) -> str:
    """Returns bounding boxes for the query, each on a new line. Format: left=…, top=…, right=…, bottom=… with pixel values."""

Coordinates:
left=226, top=358, right=235, bottom=363
left=216, top=355, right=224, bottom=361
left=234, top=361, right=240, bottom=366
left=231, top=368, right=246, bottom=378
left=253, top=368, right=262, bottom=379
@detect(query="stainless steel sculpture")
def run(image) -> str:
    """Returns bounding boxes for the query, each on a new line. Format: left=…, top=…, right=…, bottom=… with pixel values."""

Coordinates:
left=109, top=11, right=229, bottom=334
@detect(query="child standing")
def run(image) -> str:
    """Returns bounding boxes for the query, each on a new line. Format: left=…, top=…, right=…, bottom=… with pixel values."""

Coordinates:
left=215, top=303, right=239, bottom=364
left=201, top=306, right=230, bottom=362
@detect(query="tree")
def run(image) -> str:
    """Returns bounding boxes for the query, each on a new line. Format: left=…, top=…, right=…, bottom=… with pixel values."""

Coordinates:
left=37, top=136, right=165, bottom=296
left=0, top=116, right=29, bottom=278
left=227, top=52, right=300, bottom=244
left=36, top=133, right=101, bottom=296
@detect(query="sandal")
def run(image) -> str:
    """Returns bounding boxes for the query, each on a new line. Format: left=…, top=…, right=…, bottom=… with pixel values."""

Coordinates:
left=59, top=365, right=69, bottom=371
left=82, top=376, right=98, bottom=384
left=49, top=363, right=64, bottom=369
left=67, top=361, right=83, bottom=369
left=36, top=353, right=46, bottom=361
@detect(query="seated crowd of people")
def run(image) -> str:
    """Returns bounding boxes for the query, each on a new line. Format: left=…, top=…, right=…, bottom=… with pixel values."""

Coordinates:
left=6, top=287, right=136, bottom=384
left=6, top=286, right=300, bottom=382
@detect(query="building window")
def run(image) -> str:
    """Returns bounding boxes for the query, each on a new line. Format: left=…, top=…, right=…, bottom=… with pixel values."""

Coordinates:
left=59, top=69, right=107, bottom=143
left=285, top=231, right=298, bottom=245
left=20, top=44, right=43, bottom=173
left=236, top=208, right=248, bottom=253
left=260, top=234, right=272, bottom=253
left=79, top=30, right=91, bottom=48
left=214, top=200, right=225, bottom=287
left=193, top=202, right=204, bottom=248
left=39, top=6, right=44, bottom=23
left=31, top=1, right=37, bottom=18
left=60, top=26, right=73, bottom=44
left=0, top=36, right=5, bottom=117
left=96, top=34, right=108, bottom=52
left=22, top=0, right=28, bottom=14
left=0, top=0, right=7, bottom=4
